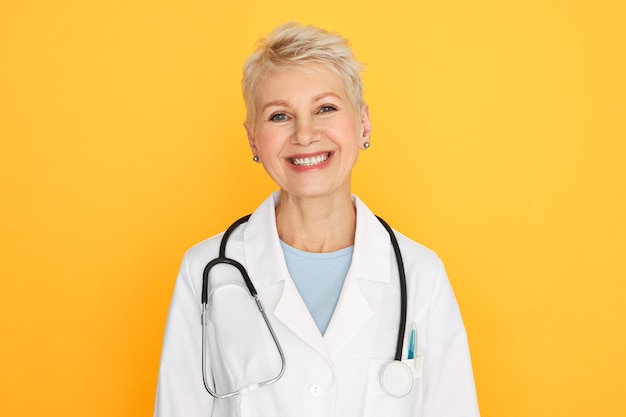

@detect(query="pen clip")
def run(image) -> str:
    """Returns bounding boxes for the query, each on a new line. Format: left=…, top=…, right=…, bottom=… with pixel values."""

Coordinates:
left=407, top=323, right=417, bottom=360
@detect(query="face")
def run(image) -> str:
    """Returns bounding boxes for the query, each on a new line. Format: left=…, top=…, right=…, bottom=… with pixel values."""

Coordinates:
left=245, top=64, right=371, bottom=200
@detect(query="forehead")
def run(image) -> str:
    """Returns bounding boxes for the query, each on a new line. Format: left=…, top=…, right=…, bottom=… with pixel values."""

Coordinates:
left=254, top=63, right=348, bottom=107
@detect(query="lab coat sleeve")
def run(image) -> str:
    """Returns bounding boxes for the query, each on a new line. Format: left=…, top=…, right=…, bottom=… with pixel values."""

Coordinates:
left=422, top=260, right=480, bottom=417
left=154, top=251, right=213, bottom=417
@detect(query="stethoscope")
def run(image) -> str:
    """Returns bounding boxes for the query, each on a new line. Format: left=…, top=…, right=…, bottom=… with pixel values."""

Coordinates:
left=201, top=214, right=413, bottom=399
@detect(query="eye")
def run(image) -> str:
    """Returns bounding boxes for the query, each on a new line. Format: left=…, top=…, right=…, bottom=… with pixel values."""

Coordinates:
left=269, top=112, right=288, bottom=122
left=319, top=105, right=337, bottom=114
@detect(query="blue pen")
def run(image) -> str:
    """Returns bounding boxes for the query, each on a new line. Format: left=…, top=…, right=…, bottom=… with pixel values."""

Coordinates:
left=407, top=323, right=417, bottom=360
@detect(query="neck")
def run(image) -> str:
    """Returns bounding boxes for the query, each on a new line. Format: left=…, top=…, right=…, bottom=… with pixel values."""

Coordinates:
left=275, top=191, right=356, bottom=253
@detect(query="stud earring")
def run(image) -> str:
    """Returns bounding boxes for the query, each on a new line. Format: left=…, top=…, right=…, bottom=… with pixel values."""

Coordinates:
left=253, top=155, right=259, bottom=162
left=363, top=142, right=370, bottom=149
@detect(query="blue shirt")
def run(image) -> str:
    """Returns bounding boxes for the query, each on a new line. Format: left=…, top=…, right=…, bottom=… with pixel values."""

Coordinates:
left=280, top=241, right=354, bottom=335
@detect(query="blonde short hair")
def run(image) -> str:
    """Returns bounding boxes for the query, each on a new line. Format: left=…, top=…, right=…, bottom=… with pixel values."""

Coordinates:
left=242, top=22, right=364, bottom=128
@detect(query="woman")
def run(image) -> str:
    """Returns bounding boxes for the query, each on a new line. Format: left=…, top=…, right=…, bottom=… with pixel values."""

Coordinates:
left=155, top=23, right=479, bottom=417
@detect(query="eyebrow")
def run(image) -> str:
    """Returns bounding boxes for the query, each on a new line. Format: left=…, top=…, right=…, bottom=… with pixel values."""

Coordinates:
left=261, top=100, right=289, bottom=113
left=260, top=92, right=343, bottom=113
left=313, top=92, right=342, bottom=102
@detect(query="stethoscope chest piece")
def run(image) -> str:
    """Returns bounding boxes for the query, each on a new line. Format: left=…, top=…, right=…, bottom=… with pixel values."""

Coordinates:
left=380, top=360, right=413, bottom=398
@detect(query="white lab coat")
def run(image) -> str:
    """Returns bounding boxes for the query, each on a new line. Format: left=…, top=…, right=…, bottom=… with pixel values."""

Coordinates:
left=154, top=193, right=480, bottom=417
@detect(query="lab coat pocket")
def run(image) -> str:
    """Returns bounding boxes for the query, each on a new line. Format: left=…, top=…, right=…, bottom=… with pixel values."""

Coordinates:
left=363, top=357, right=423, bottom=417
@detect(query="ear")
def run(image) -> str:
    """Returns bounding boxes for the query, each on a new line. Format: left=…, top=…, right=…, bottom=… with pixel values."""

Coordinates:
left=360, top=105, right=372, bottom=145
left=244, top=122, right=258, bottom=157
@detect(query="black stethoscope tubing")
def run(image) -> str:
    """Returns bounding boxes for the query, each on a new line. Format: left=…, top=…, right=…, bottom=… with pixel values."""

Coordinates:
left=375, top=215, right=408, bottom=362
left=201, top=214, right=254, bottom=304
left=202, top=213, right=407, bottom=362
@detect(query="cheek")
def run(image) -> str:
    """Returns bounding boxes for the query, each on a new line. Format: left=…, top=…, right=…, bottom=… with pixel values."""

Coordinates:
left=333, top=119, right=363, bottom=148
left=255, top=127, right=281, bottom=154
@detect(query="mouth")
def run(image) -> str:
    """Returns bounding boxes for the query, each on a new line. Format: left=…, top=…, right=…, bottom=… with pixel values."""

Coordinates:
left=289, top=152, right=331, bottom=167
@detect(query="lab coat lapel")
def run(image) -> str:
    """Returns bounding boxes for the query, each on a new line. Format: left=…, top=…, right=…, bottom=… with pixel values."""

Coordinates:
left=274, top=278, right=333, bottom=364
left=322, top=269, right=373, bottom=356
left=324, top=197, right=393, bottom=356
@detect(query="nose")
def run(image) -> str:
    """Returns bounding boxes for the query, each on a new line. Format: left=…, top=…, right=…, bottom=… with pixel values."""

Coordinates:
left=291, top=117, right=317, bottom=146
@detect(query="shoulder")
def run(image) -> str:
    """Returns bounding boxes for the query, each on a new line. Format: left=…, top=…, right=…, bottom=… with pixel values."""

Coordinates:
left=389, top=228, right=449, bottom=300
left=353, top=195, right=448, bottom=294
left=171, top=232, right=227, bottom=288
left=185, top=231, right=225, bottom=262
left=183, top=193, right=278, bottom=266
left=393, top=229, right=444, bottom=272
left=354, top=195, right=444, bottom=270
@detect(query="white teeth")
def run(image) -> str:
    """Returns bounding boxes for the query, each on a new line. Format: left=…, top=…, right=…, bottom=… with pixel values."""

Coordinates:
left=291, top=153, right=329, bottom=166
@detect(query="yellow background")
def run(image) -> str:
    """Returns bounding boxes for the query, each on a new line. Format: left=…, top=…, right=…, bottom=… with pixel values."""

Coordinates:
left=1, top=1, right=625, bottom=416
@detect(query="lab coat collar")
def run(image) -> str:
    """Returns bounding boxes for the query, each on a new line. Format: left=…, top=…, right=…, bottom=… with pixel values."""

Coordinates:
left=243, top=192, right=394, bottom=363
left=243, top=192, right=392, bottom=288
left=243, top=192, right=290, bottom=287
left=351, top=195, right=392, bottom=284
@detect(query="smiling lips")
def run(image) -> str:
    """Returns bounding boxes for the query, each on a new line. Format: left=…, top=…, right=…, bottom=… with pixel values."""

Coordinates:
left=289, top=152, right=331, bottom=167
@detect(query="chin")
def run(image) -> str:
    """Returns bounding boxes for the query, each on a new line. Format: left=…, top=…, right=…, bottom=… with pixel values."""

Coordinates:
left=279, top=183, right=351, bottom=201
